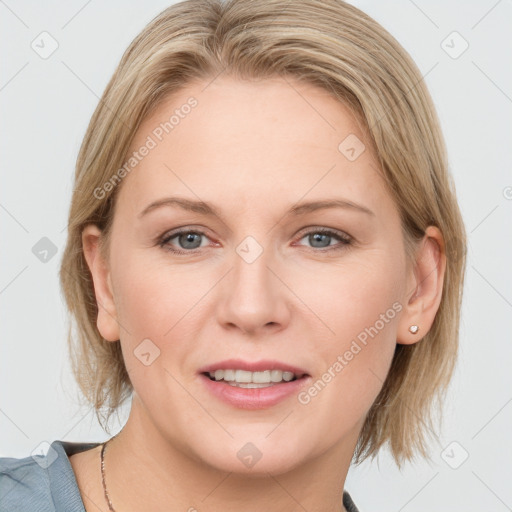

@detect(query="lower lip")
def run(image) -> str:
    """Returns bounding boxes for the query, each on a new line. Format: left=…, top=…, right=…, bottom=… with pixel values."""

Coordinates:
left=199, top=374, right=311, bottom=410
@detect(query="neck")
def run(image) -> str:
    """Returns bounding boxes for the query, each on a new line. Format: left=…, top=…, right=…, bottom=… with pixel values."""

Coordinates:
left=103, top=396, right=358, bottom=512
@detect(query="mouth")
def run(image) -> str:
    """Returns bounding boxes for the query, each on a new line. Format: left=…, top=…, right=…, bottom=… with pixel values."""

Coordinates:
left=197, top=360, right=311, bottom=409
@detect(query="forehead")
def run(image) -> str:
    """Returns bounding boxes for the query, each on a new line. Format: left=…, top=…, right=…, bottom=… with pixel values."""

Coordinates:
left=117, top=76, right=391, bottom=218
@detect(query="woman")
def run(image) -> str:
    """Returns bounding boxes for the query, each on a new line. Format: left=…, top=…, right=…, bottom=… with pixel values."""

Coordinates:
left=0, top=0, right=466, bottom=510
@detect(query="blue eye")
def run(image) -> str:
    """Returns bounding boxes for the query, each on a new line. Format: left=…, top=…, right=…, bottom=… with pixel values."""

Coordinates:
left=296, top=228, right=352, bottom=250
left=159, top=229, right=210, bottom=254
left=158, top=227, right=352, bottom=255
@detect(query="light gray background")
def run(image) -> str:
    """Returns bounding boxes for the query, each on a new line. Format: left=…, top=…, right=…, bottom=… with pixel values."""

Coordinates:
left=1, top=1, right=511, bottom=511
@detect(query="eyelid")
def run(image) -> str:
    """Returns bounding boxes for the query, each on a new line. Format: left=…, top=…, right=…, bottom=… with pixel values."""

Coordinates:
left=294, top=225, right=352, bottom=240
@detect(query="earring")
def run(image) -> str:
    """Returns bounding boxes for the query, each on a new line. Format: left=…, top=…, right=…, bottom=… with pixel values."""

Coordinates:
left=408, top=325, right=419, bottom=334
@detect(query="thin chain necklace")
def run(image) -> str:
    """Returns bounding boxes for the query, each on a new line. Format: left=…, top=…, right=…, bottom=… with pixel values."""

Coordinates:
left=100, top=436, right=117, bottom=512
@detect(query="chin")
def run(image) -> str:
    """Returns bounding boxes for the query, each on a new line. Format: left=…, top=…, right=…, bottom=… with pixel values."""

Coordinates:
left=191, top=431, right=311, bottom=476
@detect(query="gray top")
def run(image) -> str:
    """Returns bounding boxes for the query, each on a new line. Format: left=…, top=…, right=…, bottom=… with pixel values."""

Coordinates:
left=0, top=440, right=360, bottom=511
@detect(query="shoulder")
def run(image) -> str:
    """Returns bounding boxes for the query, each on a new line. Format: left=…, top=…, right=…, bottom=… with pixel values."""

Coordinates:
left=0, top=447, right=53, bottom=511
left=0, top=439, right=100, bottom=512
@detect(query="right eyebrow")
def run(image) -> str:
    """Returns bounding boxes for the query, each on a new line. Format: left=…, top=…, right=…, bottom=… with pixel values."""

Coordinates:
left=138, top=197, right=221, bottom=219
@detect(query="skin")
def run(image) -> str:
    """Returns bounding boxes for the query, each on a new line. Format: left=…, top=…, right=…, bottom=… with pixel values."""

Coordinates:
left=71, top=76, right=446, bottom=512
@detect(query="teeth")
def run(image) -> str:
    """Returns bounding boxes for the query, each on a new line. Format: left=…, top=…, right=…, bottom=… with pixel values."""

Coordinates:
left=253, top=370, right=271, bottom=383
left=228, top=382, right=276, bottom=388
left=207, top=369, right=298, bottom=384
left=223, top=369, right=236, bottom=381
left=235, top=369, right=253, bottom=383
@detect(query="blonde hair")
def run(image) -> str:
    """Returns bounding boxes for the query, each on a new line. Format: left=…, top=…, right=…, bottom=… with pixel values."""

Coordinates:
left=59, top=0, right=467, bottom=468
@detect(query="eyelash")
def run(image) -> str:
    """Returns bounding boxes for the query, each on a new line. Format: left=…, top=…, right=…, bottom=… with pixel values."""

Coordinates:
left=157, top=227, right=353, bottom=256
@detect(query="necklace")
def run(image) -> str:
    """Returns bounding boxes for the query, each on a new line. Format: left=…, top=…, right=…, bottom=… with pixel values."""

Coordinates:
left=100, top=437, right=117, bottom=512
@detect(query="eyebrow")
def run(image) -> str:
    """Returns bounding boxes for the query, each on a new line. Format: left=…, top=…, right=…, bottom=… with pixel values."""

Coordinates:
left=137, top=196, right=375, bottom=220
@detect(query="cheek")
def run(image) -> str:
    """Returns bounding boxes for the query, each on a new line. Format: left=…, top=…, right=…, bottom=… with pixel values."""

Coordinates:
left=293, top=253, right=401, bottom=409
left=292, top=251, right=403, bottom=340
left=109, top=254, right=205, bottom=405
left=113, top=250, right=200, bottom=329
left=111, top=252, right=218, bottom=371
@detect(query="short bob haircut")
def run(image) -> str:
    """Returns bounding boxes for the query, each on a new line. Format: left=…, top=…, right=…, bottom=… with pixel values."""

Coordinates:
left=59, top=0, right=467, bottom=468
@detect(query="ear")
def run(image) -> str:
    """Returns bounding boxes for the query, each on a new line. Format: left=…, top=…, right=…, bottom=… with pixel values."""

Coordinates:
left=397, top=226, right=446, bottom=345
left=82, top=224, right=120, bottom=342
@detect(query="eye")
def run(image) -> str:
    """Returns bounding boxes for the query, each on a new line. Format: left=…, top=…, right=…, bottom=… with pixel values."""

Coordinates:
left=295, top=228, right=352, bottom=251
left=158, top=228, right=211, bottom=254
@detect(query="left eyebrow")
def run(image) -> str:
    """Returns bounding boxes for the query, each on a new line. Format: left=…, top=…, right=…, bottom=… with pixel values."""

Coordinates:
left=289, top=199, right=375, bottom=217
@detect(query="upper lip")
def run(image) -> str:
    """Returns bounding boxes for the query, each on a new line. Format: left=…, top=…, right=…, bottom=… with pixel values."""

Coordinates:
left=198, top=359, right=309, bottom=377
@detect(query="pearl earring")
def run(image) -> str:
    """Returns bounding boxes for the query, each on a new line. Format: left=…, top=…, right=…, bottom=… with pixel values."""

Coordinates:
left=408, top=325, right=419, bottom=334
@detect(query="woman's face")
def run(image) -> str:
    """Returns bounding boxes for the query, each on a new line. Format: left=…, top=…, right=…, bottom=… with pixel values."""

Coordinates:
left=89, top=76, right=421, bottom=474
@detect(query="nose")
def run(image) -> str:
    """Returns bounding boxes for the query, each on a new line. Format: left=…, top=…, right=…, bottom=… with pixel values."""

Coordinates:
left=216, top=243, right=291, bottom=337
